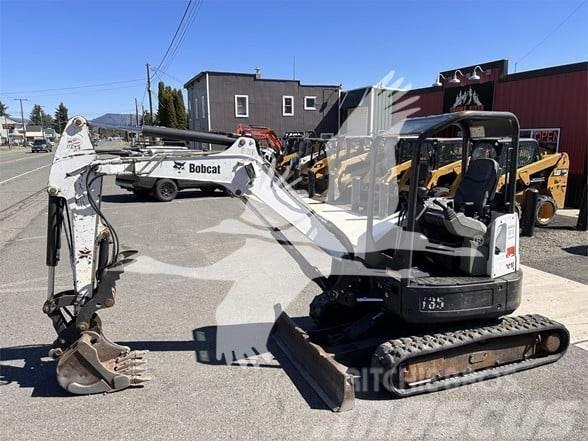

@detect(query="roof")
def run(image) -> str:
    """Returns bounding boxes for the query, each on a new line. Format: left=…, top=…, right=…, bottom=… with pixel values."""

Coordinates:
left=184, top=70, right=340, bottom=89
left=381, top=111, right=519, bottom=139
left=501, top=61, right=588, bottom=82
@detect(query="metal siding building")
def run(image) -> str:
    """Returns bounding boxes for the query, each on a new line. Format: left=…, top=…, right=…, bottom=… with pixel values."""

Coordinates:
left=185, top=71, right=340, bottom=139
left=394, top=60, right=587, bottom=206
left=339, top=87, right=399, bottom=135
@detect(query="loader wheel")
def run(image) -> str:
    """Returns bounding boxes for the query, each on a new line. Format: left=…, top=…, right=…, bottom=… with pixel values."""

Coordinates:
left=535, top=196, right=557, bottom=226
left=154, top=179, right=178, bottom=202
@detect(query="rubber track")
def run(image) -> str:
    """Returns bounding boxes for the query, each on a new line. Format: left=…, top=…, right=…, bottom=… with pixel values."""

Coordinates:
left=372, top=314, right=570, bottom=397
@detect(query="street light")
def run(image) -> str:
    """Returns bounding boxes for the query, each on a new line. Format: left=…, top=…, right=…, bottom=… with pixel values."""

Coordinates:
left=468, top=65, right=484, bottom=81
left=432, top=73, right=446, bottom=87
left=448, top=70, right=464, bottom=84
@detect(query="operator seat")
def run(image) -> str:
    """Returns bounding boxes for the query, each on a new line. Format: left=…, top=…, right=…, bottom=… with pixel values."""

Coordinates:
left=454, top=158, right=499, bottom=217
left=424, top=158, right=499, bottom=240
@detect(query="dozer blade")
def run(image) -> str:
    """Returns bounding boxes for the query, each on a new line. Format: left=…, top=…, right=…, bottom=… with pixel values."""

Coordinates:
left=270, top=312, right=356, bottom=412
left=56, top=330, right=150, bottom=395
left=372, top=314, right=570, bottom=397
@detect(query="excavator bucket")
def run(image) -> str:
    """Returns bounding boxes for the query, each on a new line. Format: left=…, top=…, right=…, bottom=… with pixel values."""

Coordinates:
left=56, top=329, right=150, bottom=395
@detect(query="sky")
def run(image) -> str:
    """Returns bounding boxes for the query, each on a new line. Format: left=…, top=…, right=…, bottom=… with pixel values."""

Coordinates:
left=0, top=0, right=586, bottom=120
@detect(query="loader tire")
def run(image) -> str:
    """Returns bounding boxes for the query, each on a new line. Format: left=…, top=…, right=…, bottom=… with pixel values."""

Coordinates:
left=154, top=179, right=178, bottom=202
left=535, top=195, right=557, bottom=226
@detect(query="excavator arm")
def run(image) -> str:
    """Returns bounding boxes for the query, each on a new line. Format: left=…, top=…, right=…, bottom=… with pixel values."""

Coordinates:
left=45, top=117, right=353, bottom=394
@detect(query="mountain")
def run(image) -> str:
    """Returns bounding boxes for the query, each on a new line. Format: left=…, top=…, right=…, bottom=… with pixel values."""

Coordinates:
left=91, top=113, right=137, bottom=127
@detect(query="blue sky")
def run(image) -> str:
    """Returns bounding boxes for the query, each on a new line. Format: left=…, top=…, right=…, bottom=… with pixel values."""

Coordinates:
left=0, top=0, right=586, bottom=119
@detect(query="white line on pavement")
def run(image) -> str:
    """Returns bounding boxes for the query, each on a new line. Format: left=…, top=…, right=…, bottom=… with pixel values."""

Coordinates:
left=0, top=163, right=51, bottom=185
left=0, top=155, right=50, bottom=166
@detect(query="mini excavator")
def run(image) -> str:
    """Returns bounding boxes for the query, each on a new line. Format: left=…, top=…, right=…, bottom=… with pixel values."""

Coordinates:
left=44, top=111, right=569, bottom=410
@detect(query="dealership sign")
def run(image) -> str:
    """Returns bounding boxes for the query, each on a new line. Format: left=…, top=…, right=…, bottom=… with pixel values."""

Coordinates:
left=443, top=83, right=494, bottom=113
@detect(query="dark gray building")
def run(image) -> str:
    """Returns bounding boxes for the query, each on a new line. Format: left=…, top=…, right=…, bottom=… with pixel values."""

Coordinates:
left=184, top=71, right=340, bottom=139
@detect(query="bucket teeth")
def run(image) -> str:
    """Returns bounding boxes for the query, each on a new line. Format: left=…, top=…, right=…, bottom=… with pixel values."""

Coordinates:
left=118, top=350, right=148, bottom=362
left=56, top=330, right=151, bottom=395
left=131, top=374, right=152, bottom=385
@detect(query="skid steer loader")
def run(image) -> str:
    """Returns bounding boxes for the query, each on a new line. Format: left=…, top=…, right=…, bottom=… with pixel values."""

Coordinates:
left=469, top=138, right=569, bottom=226
left=44, top=111, right=568, bottom=411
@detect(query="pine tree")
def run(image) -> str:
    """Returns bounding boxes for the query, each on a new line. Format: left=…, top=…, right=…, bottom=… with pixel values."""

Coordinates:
left=29, top=105, right=54, bottom=129
left=165, top=86, right=177, bottom=128
left=29, top=105, right=43, bottom=125
left=0, top=100, right=8, bottom=117
left=157, top=82, right=167, bottom=126
left=53, top=102, right=69, bottom=133
left=173, top=89, right=187, bottom=129
left=157, top=82, right=179, bottom=128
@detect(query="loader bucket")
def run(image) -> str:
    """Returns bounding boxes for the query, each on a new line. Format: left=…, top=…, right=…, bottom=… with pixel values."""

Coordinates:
left=270, top=311, right=356, bottom=412
left=56, top=330, right=150, bottom=395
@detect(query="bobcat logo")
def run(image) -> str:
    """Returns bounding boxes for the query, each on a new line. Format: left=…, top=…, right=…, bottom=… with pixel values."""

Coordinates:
left=173, top=161, right=186, bottom=173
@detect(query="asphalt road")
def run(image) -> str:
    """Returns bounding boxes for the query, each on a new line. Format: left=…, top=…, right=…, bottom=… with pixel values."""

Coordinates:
left=0, top=149, right=586, bottom=440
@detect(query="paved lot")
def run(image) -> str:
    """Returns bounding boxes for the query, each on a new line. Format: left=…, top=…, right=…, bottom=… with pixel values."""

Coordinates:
left=0, top=148, right=587, bottom=440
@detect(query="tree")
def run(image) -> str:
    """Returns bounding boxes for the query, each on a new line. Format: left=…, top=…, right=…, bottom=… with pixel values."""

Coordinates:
left=0, top=100, right=8, bottom=117
left=29, top=104, right=53, bottom=127
left=53, top=102, right=69, bottom=133
left=157, top=82, right=177, bottom=128
left=172, top=89, right=187, bottom=129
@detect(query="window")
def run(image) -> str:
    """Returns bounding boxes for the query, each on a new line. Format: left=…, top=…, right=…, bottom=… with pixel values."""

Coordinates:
left=201, top=96, right=206, bottom=118
left=193, top=97, right=199, bottom=119
left=234, top=95, right=249, bottom=118
left=282, top=96, right=294, bottom=116
left=304, top=96, right=317, bottom=110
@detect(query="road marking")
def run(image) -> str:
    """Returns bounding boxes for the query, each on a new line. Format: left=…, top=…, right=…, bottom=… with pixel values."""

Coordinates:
left=0, top=154, right=51, bottom=165
left=0, top=164, right=51, bottom=185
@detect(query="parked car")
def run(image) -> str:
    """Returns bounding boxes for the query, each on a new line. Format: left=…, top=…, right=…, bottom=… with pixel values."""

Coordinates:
left=31, top=139, right=52, bottom=153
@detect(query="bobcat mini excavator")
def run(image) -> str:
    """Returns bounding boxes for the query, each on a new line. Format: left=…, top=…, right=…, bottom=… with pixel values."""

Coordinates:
left=44, top=112, right=568, bottom=410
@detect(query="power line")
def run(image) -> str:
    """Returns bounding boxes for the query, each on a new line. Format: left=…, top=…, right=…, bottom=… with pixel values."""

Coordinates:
left=159, top=0, right=203, bottom=74
left=0, top=79, right=143, bottom=95
left=150, top=66, right=185, bottom=86
left=2, top=84, right=145, bottom=99
left=155, top=0, right=194, bottom=73
left=515, top=0, right=586, bottom=71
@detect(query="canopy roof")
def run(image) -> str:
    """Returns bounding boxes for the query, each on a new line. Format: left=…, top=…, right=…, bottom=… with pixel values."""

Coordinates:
left=382, top=111, right=520, bottom=140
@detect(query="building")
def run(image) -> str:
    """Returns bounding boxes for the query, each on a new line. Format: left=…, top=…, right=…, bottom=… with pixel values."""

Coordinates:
left=184, top=71, right=340, bottom=140
left=0, top=116, right=23, bottom=145
left=344, top=60, right=587, bottom=206
left=339, top=86, right=402, bottom=136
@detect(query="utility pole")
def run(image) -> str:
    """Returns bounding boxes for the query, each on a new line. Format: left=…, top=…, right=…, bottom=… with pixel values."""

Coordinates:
left=14, top=98, right=28, bottom=144
left=135, top=98, right=139, bottom=126
left=146, top=63, right=154, bottom=124
left=40, top=105, right=45, bottom=139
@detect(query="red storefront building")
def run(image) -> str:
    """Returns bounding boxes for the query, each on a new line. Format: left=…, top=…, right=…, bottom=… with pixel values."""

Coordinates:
left=402, top=59, right=587, bottom=206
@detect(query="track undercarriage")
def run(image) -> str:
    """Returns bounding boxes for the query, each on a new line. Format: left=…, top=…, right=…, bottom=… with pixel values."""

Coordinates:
left=272, top=294, right=569, bottom=410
